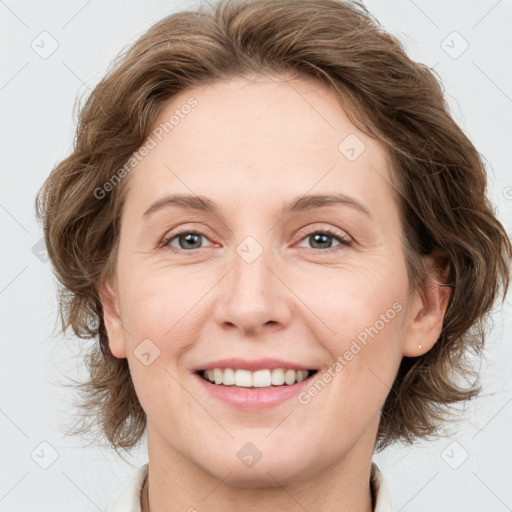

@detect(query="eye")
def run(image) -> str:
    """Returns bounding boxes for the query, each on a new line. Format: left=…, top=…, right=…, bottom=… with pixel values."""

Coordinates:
left=296, top=226, right=352, bottom=252
left=160, top=229, right=215, bottom=251
left=159, top=226, right=352, bottom=253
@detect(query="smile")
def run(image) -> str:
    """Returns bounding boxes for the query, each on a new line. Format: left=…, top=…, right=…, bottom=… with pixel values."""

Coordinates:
left=199, top=368, right=318, bottom=388
left=194, top=365, right=320, bottom=409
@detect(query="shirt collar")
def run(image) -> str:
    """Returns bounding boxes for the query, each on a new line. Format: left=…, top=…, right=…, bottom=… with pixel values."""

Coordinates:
left=106, top=461, right=393, bottom=512
left=371, top=462, right=394, bottom=512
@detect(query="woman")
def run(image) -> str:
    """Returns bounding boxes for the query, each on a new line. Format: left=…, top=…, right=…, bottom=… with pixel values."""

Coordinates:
left=35, top=0, right=511, bottom=510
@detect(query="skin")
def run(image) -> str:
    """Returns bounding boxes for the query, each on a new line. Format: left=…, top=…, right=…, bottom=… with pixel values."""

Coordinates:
left=101, top=73, right=450, bottom=512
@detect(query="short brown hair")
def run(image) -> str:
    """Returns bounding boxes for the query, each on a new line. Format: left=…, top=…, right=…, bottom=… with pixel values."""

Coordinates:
left=35, top=0, right=511, bottom=453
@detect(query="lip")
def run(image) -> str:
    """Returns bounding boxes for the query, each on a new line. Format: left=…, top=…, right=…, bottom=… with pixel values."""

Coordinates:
left=195, top=358, right=313, bottom=372
left=193, top=370, right=318, bottom=410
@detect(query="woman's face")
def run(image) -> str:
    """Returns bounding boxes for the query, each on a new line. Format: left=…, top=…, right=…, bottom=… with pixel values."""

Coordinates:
left=102, top=74, right=442, bottom=486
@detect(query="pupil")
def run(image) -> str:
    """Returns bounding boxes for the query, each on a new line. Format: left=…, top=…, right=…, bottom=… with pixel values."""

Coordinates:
left=181, top=233, right=201, bottom=249
left=312, top=233, right=330, bottom=248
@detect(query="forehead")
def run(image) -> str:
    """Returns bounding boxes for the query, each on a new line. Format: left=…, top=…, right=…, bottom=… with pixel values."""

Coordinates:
left=124, top=73, right=395, bottom=216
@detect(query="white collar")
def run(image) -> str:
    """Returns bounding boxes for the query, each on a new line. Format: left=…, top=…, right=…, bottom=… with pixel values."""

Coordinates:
left=106, top=461, right=393, bottom=512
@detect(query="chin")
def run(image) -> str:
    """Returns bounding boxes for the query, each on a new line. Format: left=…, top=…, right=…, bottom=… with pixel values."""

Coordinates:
left=214, top=463, right=303, bottom=489
left=199, top=448, right=316, bottom=488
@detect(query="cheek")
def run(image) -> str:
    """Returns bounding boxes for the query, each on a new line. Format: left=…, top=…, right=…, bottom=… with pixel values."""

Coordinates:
left=303, top=261, right=407, bottom=344
left=115, top=269, right=195, bottom=404
left=119, top=262, right=203, bottom=342
left=301, top=264, right=407, bottom=404
left=122, top=274, right=193, bottom=415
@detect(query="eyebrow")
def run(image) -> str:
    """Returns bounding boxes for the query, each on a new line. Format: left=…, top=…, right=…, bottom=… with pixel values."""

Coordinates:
left=142, top=192, right=372, bottom=219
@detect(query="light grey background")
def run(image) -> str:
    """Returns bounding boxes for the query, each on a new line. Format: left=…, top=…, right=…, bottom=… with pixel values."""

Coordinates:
left=1, top=0, right=511, bottom=510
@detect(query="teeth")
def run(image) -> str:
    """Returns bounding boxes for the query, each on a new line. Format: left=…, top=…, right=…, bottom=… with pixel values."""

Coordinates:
left=284, top=369, right=296, bottom=385
left=214, top=368, right=223, bottom=385
left=271, top=368, right=285, bottom=385
left=223, top=368, right=235, bottom=386
left=253, top=369, right=272, bottom=387
left=234, top=369, right=252, bottom=387
left=201, top=368, right=311, bottom=387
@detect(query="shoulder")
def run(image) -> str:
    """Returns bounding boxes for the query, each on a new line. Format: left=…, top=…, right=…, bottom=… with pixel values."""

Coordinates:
left=106, top=463, right=148, bottom=512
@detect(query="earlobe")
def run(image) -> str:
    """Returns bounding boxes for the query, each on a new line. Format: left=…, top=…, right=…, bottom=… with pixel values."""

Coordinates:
left=402, top=252, right=451, bottom=357
left=99, top=276, right=127, bottom=359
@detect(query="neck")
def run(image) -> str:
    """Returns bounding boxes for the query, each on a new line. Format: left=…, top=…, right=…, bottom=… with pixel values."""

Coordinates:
left=142, top=424, right=376, bottom=512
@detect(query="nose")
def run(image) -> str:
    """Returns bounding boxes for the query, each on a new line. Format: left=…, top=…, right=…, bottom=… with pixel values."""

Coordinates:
left=214, top=239, right=291, bottom=336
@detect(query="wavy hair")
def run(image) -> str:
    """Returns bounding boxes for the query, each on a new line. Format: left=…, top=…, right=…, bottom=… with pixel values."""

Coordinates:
left=35, top=0, right=511, bottom=453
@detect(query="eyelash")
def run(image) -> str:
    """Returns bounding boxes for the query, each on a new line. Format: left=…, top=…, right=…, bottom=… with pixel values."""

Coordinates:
left=159, top=226, right=353, bottom=254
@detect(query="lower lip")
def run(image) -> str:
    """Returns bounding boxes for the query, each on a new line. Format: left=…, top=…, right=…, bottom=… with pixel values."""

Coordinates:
left=194, top=372, right=316, bottom=409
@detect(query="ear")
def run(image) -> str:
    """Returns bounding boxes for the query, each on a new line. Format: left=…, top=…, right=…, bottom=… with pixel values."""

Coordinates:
left=99, top=275, right=127, bottom=358
left=402, top=250, right=451, bottom=357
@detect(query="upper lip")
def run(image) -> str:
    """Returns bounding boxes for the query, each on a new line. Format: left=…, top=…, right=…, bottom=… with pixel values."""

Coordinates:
left=195, top=358, right=315, bottom=372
